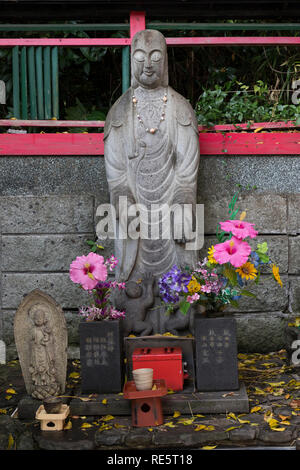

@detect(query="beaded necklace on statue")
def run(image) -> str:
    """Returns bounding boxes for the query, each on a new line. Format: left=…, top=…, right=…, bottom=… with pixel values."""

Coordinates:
left=132, top=89, right=168, bottom=134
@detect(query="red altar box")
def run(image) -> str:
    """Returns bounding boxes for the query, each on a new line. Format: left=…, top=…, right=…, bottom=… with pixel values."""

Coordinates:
left=132, top=347, right=184, bottom=391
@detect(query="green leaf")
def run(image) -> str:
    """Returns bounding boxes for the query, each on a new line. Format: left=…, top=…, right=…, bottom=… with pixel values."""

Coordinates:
left=257, top=252, right=269, bottom=263
left=257, top=242, right=268, bottom=254
left=179, top=300, right=191, bottom=316
left=240, top=290, right=256, bottom=298
left=223, top=266, right=238, bottom=287
left=229, top=299, right=239, bottom=309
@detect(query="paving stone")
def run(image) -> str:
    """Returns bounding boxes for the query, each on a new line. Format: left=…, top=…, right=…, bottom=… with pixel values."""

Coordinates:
left=33, top=430, right=96, bottom=451
left=289, top=237, right=300, bottom=274
left=200, top=192, right=287, bottom=235
left=2, top=273, right=90, bottom=309
left=289, top=278, right=300, bottom=313
left=288, top=195, right=300, bottom=235
left=235, top=313, right=289, bottom=353
left=2, top=234, right=94, bottom=272
left=227, top=275, right=288, bottom=313
left=0, top=195, right=94, bottom=234
left=258, top=427, right=294, bottom=444
left=95, top=427, right=128, bottom=447
left=124, top=428, right=154, bottom=448
left=152, top=426, right=227, bottom=448
left=229, top=425, right=257, bottom=442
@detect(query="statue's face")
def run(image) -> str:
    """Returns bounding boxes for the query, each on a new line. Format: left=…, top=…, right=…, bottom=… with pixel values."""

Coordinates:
left=132, top=31, right=166, bottom=89
left=33, top=310, right=45, bottom=326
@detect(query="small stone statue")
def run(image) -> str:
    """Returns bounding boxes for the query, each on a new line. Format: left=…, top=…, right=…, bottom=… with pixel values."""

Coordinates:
left=14, top=289, right=68, bottom=400
left=114, top=273, right=155, bottom=336
left=28, top=304, right=60, bottom=399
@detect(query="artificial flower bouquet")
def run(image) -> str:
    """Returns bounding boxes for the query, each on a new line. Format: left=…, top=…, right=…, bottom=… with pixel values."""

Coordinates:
left=159, top=195, right=283, bottom=316
left=69, top=251, right=125, bottom=321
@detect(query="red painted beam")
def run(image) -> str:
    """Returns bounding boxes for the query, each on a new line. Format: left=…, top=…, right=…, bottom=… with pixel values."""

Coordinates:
left=0, top=133, right=104, bottom=155
left=130, top=11, right=146, bottom=38
left=165, top=37, right=300, bottom=46
left=0, top=132, right=300, bottom=156
left=0, top=119, right=106, bottom=127
left=199, top=120, right=299, bottom=132
left=0, top=38, right=131, bottom=47
left=1, top=119, right=299, bottom=131
left=1, top=37, right=300, bottom=48
left=199, top=132, right=300, bottom=154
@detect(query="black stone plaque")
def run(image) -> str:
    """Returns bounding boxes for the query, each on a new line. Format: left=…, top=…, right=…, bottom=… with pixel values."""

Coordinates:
left=79, top=319, right=124, bottom=394
left=194, top=316, right=239, bottom=391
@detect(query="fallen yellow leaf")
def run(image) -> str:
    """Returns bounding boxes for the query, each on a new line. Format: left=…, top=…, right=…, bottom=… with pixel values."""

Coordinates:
left=164, top=421, right=176, bottom=428
left=173, top=411, right=181, bottom=418
left=114, top=423, right=127, bottom=429
left=102, top=399, right=108, bottom=405
left=250, top=406, right=262, bottom=413
left=226, top=426, right=241, bottom=432
left=7, top=434, right=14, bottom=450
left=101, top=415, right=114, bottom=422
left=81, top=422, right=93, bottom=429
left=206, top=425, right=215, bottom=431
left=194, top=424, right=207, bottom=431
left=177, top=418, right=195, bottom=425
left=202, top=445, right=217, bottom=450
left=64, top=420, right=72, bottom=430
left=227, top=412, right=238, bottom=420
left=69, top=372, right=80, bottom=379
left=5, top=388, right=16, bottom=395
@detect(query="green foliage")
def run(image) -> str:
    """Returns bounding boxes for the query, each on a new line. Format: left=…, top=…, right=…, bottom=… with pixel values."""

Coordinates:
left=195, top=79, right=300, bottom=127
left=65, top=98, right=106, bottom=132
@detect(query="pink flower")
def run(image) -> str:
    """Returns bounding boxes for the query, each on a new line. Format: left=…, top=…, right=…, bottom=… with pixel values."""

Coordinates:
left=219, top=220, right=258, bottom=240
left=187, top=293, right=200, bottom=303
left=213, top=236, right=252, bottom=268
left=70, top=252, right=108, bottom=290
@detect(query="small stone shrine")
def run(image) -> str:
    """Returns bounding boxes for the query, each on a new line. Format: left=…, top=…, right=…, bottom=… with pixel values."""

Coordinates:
left=14, top=289, right=68, bottom=400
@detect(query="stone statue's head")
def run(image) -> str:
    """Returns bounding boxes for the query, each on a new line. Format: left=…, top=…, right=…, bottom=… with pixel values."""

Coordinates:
left=29, top=303, right=47, bottom=326
left=131, top=29, right=168, bottom=89
left=125, top=281, right=142, bottom=299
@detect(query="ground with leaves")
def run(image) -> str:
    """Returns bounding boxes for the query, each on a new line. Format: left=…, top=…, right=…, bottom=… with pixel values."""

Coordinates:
left=0, top=350, right=299, bottom=450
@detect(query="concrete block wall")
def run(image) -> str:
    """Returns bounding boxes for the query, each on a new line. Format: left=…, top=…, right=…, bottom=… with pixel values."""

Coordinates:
left=0, top=155, right=299, bottom=359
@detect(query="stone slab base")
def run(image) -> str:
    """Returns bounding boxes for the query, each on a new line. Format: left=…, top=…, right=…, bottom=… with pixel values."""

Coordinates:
left=69, top=383, right=249, bottom=417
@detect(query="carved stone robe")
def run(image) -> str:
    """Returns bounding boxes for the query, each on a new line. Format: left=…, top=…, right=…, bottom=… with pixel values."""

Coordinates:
left=104, top=85, right=200, bottom=282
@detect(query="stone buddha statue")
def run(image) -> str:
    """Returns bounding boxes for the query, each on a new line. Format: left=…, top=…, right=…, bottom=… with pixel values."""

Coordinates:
left=104, top=30, right=200, bottom=334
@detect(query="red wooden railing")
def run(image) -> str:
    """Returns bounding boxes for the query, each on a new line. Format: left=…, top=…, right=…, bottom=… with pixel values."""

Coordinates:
left=0, top=11, right=299, bottom=156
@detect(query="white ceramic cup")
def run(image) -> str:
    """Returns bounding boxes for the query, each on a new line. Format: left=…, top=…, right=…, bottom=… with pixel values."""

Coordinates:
left=132, top=368, right=154, bottom=391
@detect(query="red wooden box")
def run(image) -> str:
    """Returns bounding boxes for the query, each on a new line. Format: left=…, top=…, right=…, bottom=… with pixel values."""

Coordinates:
left=132, top=347, right=184, bottom=391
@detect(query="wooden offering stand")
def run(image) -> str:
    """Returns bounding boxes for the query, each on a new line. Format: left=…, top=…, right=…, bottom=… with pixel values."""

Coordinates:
left=123, top=379, right=167, bottom=427
left=35, top=404, right=70, bottom=431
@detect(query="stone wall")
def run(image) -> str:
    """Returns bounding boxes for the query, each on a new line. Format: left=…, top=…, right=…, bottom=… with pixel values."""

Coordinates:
left=0, top=154, right=299, bottom=359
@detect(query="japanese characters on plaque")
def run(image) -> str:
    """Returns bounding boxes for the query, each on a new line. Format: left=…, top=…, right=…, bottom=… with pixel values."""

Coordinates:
left=83, top=331, right=114, bottom=368
left=199, top=328, right=232, bottom=366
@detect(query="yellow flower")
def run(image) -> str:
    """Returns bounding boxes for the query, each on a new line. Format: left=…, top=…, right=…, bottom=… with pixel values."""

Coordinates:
left=236, top=262, right=257, bottom=281
left=207, top=245, right=218, bottom=264
left=187, top=276, right=202, bottom=294
left=272, top=264, right=283, bottom=287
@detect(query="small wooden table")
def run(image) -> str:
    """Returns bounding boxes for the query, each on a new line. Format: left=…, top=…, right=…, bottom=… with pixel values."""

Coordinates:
left=123, top=379, right=168, bottom=427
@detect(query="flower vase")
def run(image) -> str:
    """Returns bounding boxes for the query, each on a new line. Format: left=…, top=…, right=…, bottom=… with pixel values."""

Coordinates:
left=79, top=319, right=124, bottom=394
